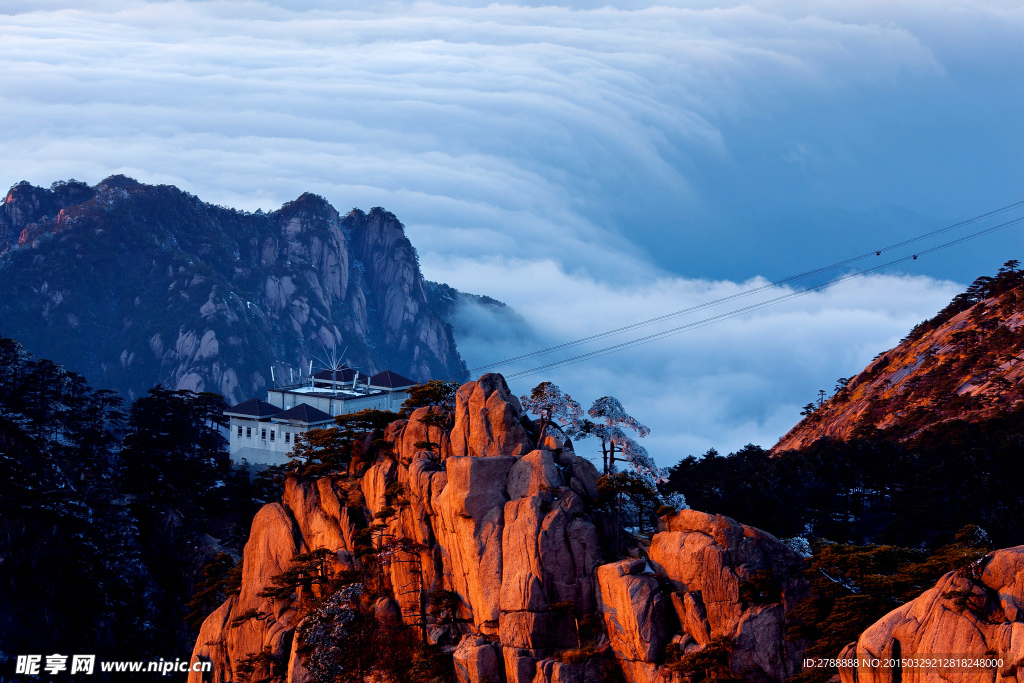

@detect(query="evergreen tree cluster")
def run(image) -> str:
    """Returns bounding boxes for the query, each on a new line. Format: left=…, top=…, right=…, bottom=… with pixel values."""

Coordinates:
left=663, top=408, right=1024, bottom=551
left=903, top=259, right=1023, bottom=342
left=0, top=335, right=260, bottom=677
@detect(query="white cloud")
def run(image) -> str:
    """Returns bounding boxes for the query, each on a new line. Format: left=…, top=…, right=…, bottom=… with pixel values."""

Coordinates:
left=434, top=255, right=962, bottom=465
left=0, top=0, right=952, bottom=279
left=0, top=0, right=1018, bottom=464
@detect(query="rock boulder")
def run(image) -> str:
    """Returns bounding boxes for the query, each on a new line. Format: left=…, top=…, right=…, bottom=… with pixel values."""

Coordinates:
left=648, top=509, right=807, bottom=682
left=838, top=546, right=1024, bottom=683
left=453, top=635, right=504, bottom=683
left=451, top=374, right=533, bottom=458
left=596, top=559, right=670, bottom=664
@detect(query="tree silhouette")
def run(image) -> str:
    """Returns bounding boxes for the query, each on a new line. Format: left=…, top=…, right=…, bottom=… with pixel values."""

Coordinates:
left=520, top=381, right=584, bottom=449
left=288, top=408, right=400, bottom=478
left=412, top=408, right=449, bottom=457
left=258, top=547, right=337, bottom=604
left=581, top=395, right=653, bottom=477
left=401, top=380, right=458, bottom=415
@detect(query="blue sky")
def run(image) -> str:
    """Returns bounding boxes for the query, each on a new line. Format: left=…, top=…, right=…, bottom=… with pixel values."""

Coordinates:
left=2, top=0, right=1022, bottom=465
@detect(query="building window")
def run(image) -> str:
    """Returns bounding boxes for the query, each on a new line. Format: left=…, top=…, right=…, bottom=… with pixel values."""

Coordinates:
left=261, top=429, right=266, bottom=440
left=285, top=432, right=290, bottom=444
left=237, top=425, right=243, bottom=437
left=246, top=427, right=251, bottom=438
left=270, top=430, right=275, bottom=442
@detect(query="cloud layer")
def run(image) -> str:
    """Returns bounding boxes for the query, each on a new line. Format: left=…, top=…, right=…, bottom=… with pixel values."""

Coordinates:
left=0, top=0, right=994, bottom=274
left=1, top=0, right=1020, bottom=465
left=439, top=256, right=961, bottom=463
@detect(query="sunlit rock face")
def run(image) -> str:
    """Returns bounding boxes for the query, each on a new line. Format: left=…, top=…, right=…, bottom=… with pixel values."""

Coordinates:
left=647, top=510, right=810, bottom=682
left=0, top=176, right=467, bottom=402
left=775, top=277, right=1024, bottom=451
left=837, top=546, right=1024, bottom=683
left=189, top=375, right=814, bottom=683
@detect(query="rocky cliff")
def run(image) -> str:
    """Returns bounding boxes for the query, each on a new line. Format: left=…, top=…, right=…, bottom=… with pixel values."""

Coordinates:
left=0, top=177, right=467, bottom=403
left=190, top=373, right=811, bottom=683
left=776, top=264, right=1024, bottom=451
left=837, top=546, right=1024, bottom=683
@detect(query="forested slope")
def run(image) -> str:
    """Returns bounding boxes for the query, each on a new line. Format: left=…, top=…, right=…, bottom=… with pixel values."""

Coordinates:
left=0, top=335, right=262, bottom=678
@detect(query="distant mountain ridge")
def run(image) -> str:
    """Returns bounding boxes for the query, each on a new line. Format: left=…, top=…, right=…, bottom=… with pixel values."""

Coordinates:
left=0, top=176, right=472, bottom=403
left=775, top=261, right=1024, bottom=450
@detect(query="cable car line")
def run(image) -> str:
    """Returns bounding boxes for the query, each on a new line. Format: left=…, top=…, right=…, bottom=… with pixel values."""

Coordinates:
left=469, top=198, right=1024, bottom=374
left=501, top=212, right=1024, bottom=380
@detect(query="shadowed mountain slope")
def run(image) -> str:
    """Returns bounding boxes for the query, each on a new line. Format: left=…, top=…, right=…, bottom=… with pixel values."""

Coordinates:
left=0, top=177, right=468, bottom=403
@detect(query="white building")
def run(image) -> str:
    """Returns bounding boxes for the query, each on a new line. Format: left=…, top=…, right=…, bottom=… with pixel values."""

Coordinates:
left=225, top=367, right=417, bottom=469
left=266, top=368, right=417, bottom=417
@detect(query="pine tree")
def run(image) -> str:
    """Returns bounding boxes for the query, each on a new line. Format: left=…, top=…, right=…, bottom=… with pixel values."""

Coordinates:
left=400, top=380, right=458, bottom=415
left=581, top=395, right=654, bottom=477
left=520, top=381, right=583, bottom=448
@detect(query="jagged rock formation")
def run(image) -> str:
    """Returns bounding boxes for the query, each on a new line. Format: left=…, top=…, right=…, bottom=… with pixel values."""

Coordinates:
left=593, top=511, right=809, bottom=683
left=776, top=267, right=1024, bottom=451
left=189, top=373, right=810, bottom=683
left=0, top=176, right=467, bottom=403
left=837, top=546, right=1024, bottom=683
left=648, top=511, right=808, bottom=681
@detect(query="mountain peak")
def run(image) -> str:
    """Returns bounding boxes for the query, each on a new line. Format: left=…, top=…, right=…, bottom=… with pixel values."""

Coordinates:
left=1, top=180, right=95, bottom=249
left=279, top=191, right=335, bottom=218
left=0, top=178, right=468, bottom=402
left=96, top=174, right=142, bottom=190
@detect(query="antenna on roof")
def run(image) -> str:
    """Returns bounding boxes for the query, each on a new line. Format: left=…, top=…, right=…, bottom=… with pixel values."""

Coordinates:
left=311, top=342, right=348, bottom=373
left=311, top=342, right=350, bottom=389
left=270, top=366, right=276, bottom=387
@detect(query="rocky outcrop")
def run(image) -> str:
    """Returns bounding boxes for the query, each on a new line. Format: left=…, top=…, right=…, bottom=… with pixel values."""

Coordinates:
left=190, top=477, right=360, bottom=683
left=649, top=510, right=808, bottom=682
left=190, top=375, right=809, bottom=683
left=453, top=636, right=503, bottom=683
left=346, top=208, right=463, bottom=383
left=1, top=180, right=94, bottom=251
left=436, top=454, right=517, bottom=629
left=589, top=510, right=809, bottom=683
left=838, top=546, right=1024, bottom=683
left=451, top=373, right=533, bottom=459
left=0, top=176, right=467, bottom=403
left=597, top=559, right=670, bottom=664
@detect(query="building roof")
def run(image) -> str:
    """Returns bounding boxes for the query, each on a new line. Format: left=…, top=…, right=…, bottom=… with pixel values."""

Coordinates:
left=272, top=385, right=383, bottom=399
left=369, top=370, right=417, bottom=389
left=224, top=398, right=282, bottom=418
left=313, top=367, right=357, bottom=382
left=272, top=403, right=334, bottom=425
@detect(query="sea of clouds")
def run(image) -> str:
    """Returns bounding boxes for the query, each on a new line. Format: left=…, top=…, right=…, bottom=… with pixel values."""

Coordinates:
left=1, top=0, right=1021, bottom=465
